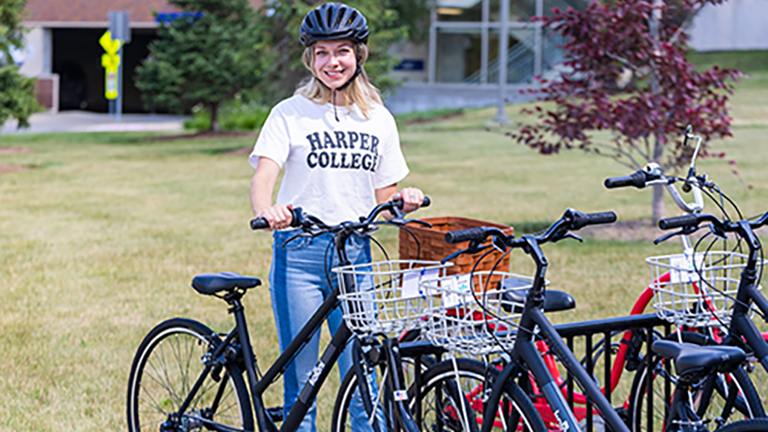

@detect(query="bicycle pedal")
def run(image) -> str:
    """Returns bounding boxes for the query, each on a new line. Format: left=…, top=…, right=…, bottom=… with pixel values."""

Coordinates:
left=266, top=406, right=283, bottom=422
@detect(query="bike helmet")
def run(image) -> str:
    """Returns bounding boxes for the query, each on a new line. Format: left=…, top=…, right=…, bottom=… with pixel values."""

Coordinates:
left=300, top=3, right=369, bottom=47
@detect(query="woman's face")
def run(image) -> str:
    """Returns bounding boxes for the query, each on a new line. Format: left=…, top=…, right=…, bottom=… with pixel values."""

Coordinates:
left=312, top=39, right=357, bottom=90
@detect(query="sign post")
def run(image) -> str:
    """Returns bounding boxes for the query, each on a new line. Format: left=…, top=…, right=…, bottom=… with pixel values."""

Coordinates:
left=106, top=11, right=130, bottom=122
left=100, top=31, right=120, bottom=116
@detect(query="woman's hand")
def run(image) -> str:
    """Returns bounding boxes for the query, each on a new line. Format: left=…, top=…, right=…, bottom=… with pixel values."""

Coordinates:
left=394, top=187, right=425, bottom=213
left=256, top=204, right=294, bottom=230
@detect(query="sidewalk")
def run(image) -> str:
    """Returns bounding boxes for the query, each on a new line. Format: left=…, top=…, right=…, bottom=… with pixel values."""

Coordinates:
left=1, top=110, right=188, bottom=135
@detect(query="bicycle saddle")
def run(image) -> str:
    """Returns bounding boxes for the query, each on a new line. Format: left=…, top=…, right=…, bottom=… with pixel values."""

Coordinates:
left=651, top=340, right=746, bottom=377
left=191, top=272, right=261, bottom=295
left=499, top=278, right=576, bottom=313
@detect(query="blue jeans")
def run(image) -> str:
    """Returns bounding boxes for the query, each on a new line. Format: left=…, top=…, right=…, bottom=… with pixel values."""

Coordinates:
left=269, top=230, right=374, bottom=432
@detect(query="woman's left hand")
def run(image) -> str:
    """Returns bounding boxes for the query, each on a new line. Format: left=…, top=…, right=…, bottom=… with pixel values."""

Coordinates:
left=394, top=187, right=425, bottom=213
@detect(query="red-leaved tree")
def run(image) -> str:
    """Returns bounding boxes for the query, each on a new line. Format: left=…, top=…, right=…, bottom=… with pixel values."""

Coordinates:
left=510, top=0, right=741, bottom=221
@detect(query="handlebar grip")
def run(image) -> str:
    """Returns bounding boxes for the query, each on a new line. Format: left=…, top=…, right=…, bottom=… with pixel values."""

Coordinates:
left=392, top=196, right=431, bottom=209
left=250, top=218, right=270, bottom=230
left=249, top=207, right=303, bottom=230
left=604, top=170, right=646, bottom=189
left=445, top=227, right=490, bottom=244
left=659, top=214, right=699, bottom=230
left=571, top=211, right=617, bottom=230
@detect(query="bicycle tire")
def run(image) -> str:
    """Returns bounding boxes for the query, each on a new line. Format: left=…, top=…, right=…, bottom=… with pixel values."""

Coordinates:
left=127, top=318, right=254, bottom=432
left=628, top=332, right=764, bottom=432
left=740, top=332, right=768, bottom=406
left=714, top=418, right=768, bottom=432
left=331, top=353, right=430, bottom=432
left=411, top=358, right=546, bottom=432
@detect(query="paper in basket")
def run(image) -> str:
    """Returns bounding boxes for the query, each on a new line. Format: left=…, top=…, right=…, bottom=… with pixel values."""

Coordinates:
left=443, top=273, right=472, bottom=307
left=401, top=267, right=441, bottom=298
left=669, top=253, right=703, bottom=285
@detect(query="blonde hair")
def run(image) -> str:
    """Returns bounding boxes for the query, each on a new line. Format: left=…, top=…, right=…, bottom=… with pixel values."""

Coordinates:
left=295, top=43, right=382, bottom=119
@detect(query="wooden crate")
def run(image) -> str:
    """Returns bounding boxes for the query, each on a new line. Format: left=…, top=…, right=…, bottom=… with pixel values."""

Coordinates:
left=399, top=217, right=514, bottom=278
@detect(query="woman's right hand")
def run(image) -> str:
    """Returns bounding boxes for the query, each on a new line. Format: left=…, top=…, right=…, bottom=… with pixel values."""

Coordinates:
left=256, top=204, right=294, bottom=230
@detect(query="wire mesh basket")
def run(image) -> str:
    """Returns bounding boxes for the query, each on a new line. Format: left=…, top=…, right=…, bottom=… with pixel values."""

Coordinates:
left=420, top=272, right=535, bottom=356
left=646, top=250, right=764, bottom=327
left=333, top=260, right=453, bottom=336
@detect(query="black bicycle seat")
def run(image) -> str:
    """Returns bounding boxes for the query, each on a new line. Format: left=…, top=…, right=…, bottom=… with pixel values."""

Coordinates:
left=499, top=278, right=576, bottom=313
left=191, top=272, right=261, bottom=295
left=651, top=340, right=746, bottom=377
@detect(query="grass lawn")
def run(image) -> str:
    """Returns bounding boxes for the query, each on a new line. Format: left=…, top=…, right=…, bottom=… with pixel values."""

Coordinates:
left=1, top=50, right=768, bottom=431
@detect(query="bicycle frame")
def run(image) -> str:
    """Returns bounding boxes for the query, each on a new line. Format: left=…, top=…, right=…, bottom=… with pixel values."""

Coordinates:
left=479, top=233, right=632, bottom=432
left=717, top=223, right=768, bottom=371
left=181, top=285, right=352, bottom=432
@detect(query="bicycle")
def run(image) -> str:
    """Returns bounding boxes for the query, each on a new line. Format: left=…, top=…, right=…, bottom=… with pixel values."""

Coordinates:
left=421, top=208, right=768, bottom=432
left=126, top=198, right=457, bottom=432
left=627, top=208, right=768, bottom=432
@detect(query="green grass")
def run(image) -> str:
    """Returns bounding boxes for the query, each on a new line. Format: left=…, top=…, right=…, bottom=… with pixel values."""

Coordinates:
left=2, top=50, right=768, bottom=431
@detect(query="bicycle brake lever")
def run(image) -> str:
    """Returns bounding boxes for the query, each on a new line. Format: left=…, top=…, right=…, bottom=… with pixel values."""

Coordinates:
left=550, top=230, right=582, bottom=243
left=653, top=230, right=679, bottom=245
left=404, top=219, right=433, bottom=228
left=563, top=232, right=582, bottom=243
left=709, top=223, right=728, bottom=240
left=441, top=249, right=466, bottom=264
left=281, top=231, right=312, bottom=247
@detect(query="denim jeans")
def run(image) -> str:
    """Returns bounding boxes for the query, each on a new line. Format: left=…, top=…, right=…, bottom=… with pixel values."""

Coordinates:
left=269, top=230, right=374, bottom=432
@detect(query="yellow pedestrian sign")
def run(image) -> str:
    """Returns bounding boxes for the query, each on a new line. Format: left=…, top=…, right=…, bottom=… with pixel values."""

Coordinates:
left=100, top=31, right=121, bottom=100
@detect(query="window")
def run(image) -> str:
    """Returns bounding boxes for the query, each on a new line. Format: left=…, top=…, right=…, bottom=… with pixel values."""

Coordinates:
left=435, top=27, right=483, bottom=82
left=436, top=0, right=483, bottom=22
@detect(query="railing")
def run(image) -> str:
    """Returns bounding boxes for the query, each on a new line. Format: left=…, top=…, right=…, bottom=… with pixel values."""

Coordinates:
left=554, top=313, right=670, bottom=432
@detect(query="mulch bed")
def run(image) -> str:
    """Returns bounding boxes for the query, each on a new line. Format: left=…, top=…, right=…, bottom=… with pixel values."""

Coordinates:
left=0, top=164, right=29, bottom=174
left=0, top=147, right=33, bottom=174
left=0, top=146, right=33, bottom=155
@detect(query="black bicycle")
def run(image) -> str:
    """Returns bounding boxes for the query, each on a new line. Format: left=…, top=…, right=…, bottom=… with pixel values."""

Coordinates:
left=421, top=208, right=768, bottom=432
left=126, top=198, right=446, bottom=432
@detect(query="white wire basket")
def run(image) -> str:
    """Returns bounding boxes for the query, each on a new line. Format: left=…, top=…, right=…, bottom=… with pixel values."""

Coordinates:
left=420, top=272, right=535, bottom=356
left=647, top=250, right=765, bottom=327
left=333, top=260, right=453, bottom=336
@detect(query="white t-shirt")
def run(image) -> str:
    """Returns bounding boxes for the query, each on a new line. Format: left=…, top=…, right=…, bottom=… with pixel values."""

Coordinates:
left=250, top=94, right=409, bottom=225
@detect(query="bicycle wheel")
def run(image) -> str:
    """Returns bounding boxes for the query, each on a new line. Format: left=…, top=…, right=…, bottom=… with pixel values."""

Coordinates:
left=127, top=318, right=254, bottom=432
left=332, top=363, right=389, bottom=432
left=741, top=332, right=768, bottom=403
left=714, top=418, right=768, bottom=432
left=411, top=358, right=547, bottom=432
left=629, top=333, right=763, bottom=432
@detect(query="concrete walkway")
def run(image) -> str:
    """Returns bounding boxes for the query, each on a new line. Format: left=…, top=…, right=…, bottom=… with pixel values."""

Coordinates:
left=1, top=110, right=188, bottom=135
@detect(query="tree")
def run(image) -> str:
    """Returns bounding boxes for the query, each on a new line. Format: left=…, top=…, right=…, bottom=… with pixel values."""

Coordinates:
left=250, top=0, right=431, bottom=107
left=510, top=0, right=740, bottom=222
left=135, top=0, right=259, bottom=131
left=0, top=0, right=40, bottom=129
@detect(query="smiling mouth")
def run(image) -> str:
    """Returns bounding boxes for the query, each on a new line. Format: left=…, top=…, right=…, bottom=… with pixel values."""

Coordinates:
left=325, top=70, right=345, bottom=78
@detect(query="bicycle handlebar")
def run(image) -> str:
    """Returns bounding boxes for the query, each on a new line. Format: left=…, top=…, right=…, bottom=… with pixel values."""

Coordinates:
left=445, top=226, right=504, bottom=244
left=658, top=214, right=700, bottom=230
left=444, top=209, right=617, bottom=249
left=658, top=211, right=768, bottom=239
left=249, top=208, right=303, bottom=230
left=250, top=197, right=432, bottom=232
left=604, top=170, right=647, bottom=189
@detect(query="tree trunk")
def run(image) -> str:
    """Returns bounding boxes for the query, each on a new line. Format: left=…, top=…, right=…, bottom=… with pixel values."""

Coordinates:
left=650, top=0, right=665, bottom=223
left=210, top=104, right=220, bottom=132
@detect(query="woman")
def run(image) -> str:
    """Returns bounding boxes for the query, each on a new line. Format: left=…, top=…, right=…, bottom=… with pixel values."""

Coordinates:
left=248, top=3, right=425, bottom=431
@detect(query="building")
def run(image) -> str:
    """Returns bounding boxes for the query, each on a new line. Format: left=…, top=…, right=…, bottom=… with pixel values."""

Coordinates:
left=18, top=0, right=581, bottom=115
left=688, top=0, right=768, bottom=51
left=386, top=0, right=583, bottom=113
left=20, top=0, right=760, bottom=116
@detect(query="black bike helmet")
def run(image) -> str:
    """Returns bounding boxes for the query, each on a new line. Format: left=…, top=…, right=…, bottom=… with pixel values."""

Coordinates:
left=300, top=3, right=369, bottom=47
